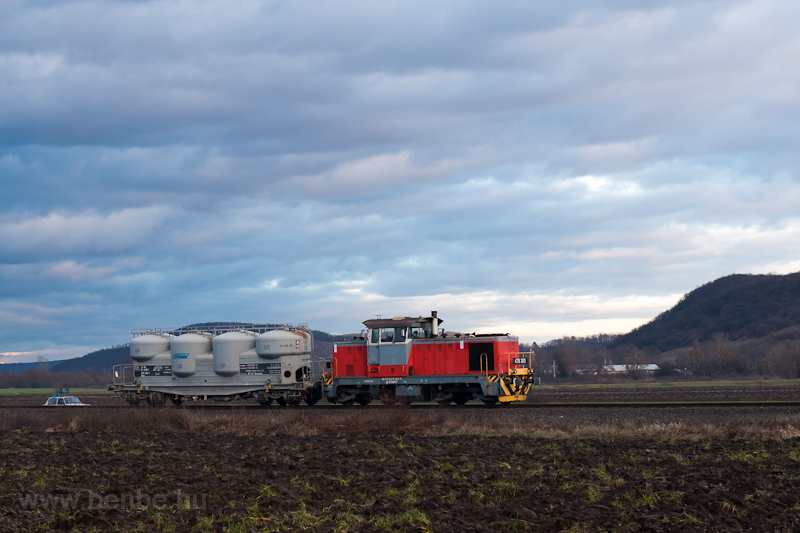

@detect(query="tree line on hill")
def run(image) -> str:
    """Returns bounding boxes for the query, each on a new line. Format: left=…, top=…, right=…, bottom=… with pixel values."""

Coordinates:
left=526, top=332, right=800, bottom=379
left=611, top=272, right=800, bottom=351
left=0, top=367, right=110, bottom=389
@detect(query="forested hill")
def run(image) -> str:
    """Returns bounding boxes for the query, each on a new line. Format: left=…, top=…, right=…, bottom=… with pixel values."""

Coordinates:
left=611, top=272, right=800, bottom=352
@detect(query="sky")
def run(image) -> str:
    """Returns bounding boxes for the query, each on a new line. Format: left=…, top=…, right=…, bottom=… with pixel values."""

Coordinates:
left=2, top=0, right=800, bottom=363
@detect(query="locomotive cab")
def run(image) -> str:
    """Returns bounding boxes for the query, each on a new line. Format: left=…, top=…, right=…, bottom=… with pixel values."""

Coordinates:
left=365, top=315, right=439, bottom=373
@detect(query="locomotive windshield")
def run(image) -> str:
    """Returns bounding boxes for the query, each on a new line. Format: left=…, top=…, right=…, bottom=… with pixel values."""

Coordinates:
left=370, top=327, right=407, bottom=343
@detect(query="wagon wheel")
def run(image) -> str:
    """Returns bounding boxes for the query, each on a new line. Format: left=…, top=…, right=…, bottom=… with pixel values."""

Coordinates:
left=482, top=399, right=498, bottom=406
left=147, top=395, right=167, bottom=408
left=437, top=398, right=452, bottom=406
left=304, top=397, right=319, bottom=406
left=258, top=398, right=273, bottom=407
left=276, top=397, right=287, bottom=406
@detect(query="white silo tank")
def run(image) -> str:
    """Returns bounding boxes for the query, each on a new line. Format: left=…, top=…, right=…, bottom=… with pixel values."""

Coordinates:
left=130, top=334, right=171, bottom=362
left=256, top=329, right=311, bottom=359
left=212, top=331, right=255, bottom=377
left=171, top=333, right=212, bottom=377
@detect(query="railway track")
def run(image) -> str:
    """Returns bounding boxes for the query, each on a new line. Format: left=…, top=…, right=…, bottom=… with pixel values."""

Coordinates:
left=5, top=401, right=800, bottom=410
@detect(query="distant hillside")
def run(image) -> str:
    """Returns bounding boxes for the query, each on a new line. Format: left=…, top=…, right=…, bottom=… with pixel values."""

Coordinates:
left=50, top=346, right=131, bottom=374
left=612, top=272, right=800, bottom=352
left=0, top=361, right=57, bottom=374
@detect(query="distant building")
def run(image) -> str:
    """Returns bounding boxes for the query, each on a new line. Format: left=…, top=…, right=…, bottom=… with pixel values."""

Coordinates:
left=571, top=364, right=660, bottom=375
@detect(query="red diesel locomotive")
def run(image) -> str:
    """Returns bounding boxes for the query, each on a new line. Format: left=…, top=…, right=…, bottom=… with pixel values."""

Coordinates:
left=326, top=312, right=538, bottom=405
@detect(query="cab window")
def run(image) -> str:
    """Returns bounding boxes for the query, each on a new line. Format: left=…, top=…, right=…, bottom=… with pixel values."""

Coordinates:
left=373, top=327, right=407, bottom=343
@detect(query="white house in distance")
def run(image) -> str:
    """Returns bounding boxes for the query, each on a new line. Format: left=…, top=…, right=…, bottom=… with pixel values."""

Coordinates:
left=570, top=364, right=660, bottom=375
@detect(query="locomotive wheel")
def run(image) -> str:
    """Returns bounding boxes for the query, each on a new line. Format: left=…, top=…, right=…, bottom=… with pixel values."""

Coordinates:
left=454, top=394, right=470, bottom=405
left=356, top=394, right=371, bottom=406
left=437, top=399, right=452, bottom=406
left=482, top=399, right=498, bottom=406
left=378, top=386, right=397, bottom=406
left=276, top=397, right=287, bottom=406
left=337, top=390, right=355, bottom=406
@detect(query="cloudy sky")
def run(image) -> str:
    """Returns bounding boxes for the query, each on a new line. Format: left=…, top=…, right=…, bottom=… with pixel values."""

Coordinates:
left=2, top=0, right=800, bottom=362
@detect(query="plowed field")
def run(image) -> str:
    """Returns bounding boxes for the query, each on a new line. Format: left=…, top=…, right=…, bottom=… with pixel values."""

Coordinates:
left=3, top=424, right=800, bottom=531
left=3, top=386, right=800, bottom=531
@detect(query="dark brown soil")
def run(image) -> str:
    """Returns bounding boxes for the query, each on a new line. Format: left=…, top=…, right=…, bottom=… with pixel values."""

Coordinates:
left=531, top=384, right=800, bottom=403
left=3, top=430, right=800, bottom=532
left=1, top=386, right=800, bottom=530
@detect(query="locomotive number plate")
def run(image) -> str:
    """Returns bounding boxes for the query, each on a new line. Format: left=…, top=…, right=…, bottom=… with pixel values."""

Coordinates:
left=513, top=357, right=528, bottom=365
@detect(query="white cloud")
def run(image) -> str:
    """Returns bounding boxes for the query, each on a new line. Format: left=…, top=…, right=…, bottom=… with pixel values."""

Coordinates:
left=286, top=151, right=462, bottom=198
left=0, top=208, right=171, bottom=261
left=0, top=345, right=101, bottom=364
left=0, top=52, right=64, bottom=81
left=43, top=261, right=118, bottom=282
